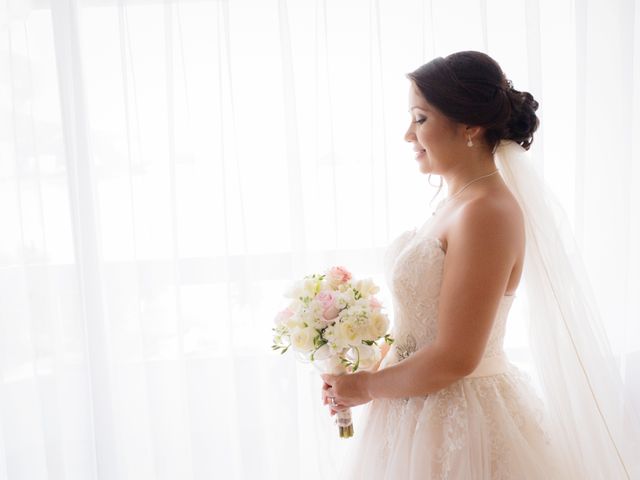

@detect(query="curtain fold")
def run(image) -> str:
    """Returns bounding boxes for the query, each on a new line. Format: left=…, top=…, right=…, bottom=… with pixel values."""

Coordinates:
left=0, top=0, right=638, bottom=479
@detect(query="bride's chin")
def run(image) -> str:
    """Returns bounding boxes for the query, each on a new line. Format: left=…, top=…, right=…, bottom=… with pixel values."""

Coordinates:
left=418, top=160, right=432, bottom=173
left=416, top=155, right=431, bottom=171
left=418, top=157, right=439, bottom=174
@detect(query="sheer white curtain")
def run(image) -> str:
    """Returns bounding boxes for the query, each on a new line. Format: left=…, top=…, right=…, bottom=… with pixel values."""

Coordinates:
left=0, top=0, right=638, bottom=479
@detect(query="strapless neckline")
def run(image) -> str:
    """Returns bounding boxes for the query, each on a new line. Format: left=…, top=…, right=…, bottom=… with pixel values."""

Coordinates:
left=408, top=227, right=517, bottom=300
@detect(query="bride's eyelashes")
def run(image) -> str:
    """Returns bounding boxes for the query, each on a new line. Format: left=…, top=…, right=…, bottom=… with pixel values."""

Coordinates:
left=413, top=116, right=426, bottom=125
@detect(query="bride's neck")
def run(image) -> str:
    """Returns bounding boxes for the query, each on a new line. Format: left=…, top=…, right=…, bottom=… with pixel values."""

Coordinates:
left=442, top=153, right=497, bottom=197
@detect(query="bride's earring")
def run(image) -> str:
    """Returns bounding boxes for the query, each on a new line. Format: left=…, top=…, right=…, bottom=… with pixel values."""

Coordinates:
left=467, top=134, right=473, bottom=147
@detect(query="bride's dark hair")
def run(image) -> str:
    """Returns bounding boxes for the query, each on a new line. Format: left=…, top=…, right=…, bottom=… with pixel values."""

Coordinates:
left=407, top=51, right=539, bottom=151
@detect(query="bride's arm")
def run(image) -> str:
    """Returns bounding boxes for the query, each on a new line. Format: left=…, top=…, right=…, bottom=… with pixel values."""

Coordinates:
left=365, top=198, right=522, bottom=400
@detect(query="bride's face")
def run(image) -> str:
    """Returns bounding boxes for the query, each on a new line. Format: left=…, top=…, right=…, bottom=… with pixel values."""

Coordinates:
left=404, top=82, right=466, bottom=174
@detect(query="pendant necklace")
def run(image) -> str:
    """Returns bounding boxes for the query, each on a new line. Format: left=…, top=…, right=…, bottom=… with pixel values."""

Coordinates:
left=432, top=169, right=500, bottom=216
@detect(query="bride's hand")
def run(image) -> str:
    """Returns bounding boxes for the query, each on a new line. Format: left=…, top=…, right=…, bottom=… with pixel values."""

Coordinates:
left=321, top=379, right=350, bottom=416
left=321, top=371, right=373, bottom=414
left=321, top=381, right=339, bottom=416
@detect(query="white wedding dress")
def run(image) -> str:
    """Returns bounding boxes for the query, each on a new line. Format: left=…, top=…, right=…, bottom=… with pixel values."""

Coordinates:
left=335, top=215, right=569, bottom=479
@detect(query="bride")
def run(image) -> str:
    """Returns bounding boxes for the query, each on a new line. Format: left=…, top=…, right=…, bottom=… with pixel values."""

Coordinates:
left=320, top=51, right=640, bottom=479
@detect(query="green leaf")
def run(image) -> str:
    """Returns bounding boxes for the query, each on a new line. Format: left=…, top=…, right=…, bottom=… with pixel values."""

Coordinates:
left=353, top=347, right=360, bottom=372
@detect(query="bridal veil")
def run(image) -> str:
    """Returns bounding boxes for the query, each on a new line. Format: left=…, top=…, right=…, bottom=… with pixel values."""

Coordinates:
left=494, top=139, right=640, bottom=478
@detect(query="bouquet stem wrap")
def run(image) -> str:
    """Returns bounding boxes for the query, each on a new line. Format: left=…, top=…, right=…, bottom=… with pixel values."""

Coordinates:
left=330, top=365, right=354, bottom=438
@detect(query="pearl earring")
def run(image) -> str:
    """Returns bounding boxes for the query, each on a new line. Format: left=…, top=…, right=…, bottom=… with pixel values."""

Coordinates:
left=467, top=135, right=473, bottom=147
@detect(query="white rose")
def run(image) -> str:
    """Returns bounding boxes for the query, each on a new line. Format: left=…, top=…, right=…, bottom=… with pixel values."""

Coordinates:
left=279, top=308, right=303, bottom=330
left=324, top=322, right=350, bottom=350
left=353, top=278, right=379, bottom=297
left=290, top=326, right=316, bottom=353
left=284, top=316, right=303, bottom=331
left=336, top=319, right=360, bottom=346
left=369, top=312, right=390, bottom=338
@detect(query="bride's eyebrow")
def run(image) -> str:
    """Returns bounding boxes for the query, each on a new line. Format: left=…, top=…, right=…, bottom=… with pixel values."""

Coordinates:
left=408, top=106, right=429, bottom=113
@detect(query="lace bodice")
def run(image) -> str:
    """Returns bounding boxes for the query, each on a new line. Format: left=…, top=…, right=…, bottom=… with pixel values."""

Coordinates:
left=341, top=220, right=559, bottom=479
left=381, top=221, right=515, bottom=368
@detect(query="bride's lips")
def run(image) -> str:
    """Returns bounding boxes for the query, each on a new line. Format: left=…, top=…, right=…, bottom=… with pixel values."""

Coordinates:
left=415, top=148, right=426, bottom=160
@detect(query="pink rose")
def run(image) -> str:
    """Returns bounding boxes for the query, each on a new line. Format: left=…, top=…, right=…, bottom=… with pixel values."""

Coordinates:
left=369, top=297, right=381, bottom=310
left=327, top=266, right=352, bottom=285
left=317, top=291, right=340, bottom=322
left=274, top=306, right=294, bottom=324
left=316, top=290, right=336, bottom=309
left=321, top=305, right=340, bottom=322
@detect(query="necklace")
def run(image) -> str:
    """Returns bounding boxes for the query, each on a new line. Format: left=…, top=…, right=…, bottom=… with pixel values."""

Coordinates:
left=432, top=169, right=500, bottom=216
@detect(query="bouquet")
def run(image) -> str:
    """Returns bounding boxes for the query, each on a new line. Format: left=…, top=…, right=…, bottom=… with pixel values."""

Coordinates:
left=272, top=265, right=393, bottom=438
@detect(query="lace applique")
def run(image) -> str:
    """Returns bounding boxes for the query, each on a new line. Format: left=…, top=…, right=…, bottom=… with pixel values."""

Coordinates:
left=379, top=339, right=415, bottom=457
left=419, top=382, right=469, bottom=478
left=431, top=370, right=552, bottom=479
left=402, top=370, right=553, bottom=479
left=470, top=370, right=552, bottom=477
left=388, top=234, right=444, bottom=351
left=381, top=398, right=410, bottom=458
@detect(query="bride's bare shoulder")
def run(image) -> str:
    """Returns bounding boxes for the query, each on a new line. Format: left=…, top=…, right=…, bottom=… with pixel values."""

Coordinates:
left=464, top=189, right=522, bottom=225
left=443, top=189, right=524, bottom=253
